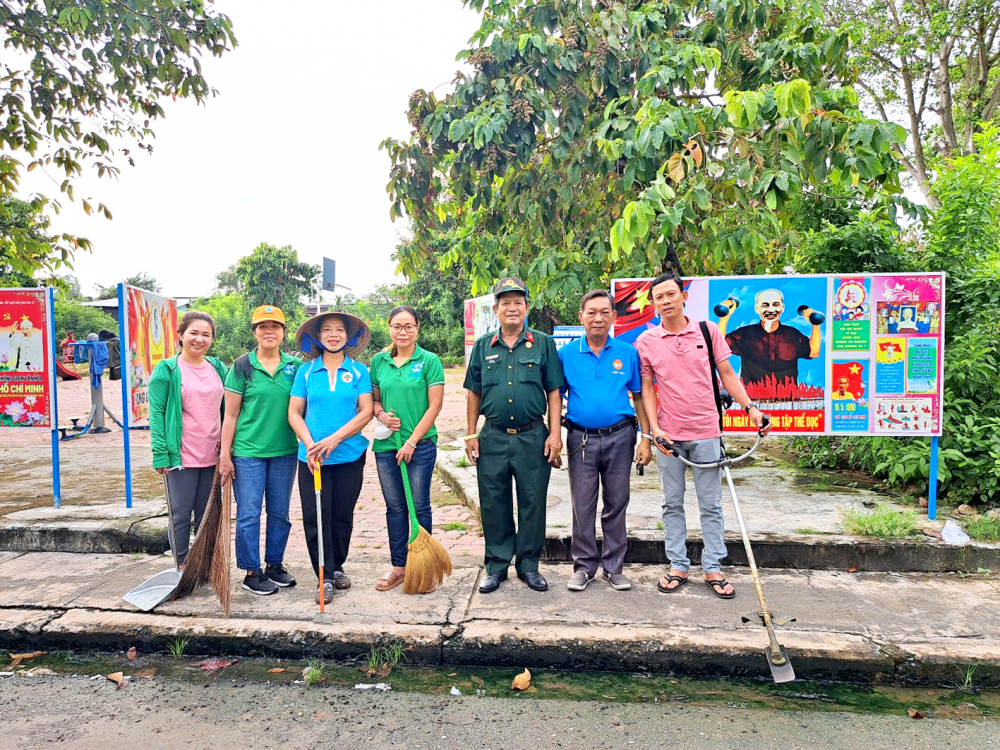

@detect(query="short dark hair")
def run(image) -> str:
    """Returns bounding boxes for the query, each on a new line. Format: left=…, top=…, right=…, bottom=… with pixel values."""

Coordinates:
left=649, top=273, right=684, bottom=295
left=579, top=290, right=614, bottom=311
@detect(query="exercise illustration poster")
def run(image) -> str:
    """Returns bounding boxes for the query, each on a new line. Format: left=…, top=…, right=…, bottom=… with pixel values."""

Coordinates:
left=0, top=288, right=53, bottom=428
left=611, top=272, right=944, bottom=436
left=123, top=285, right=178, bottom=423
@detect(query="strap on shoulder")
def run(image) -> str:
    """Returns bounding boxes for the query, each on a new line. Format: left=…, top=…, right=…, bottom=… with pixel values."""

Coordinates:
left=699, top=321, right=724, bottom=433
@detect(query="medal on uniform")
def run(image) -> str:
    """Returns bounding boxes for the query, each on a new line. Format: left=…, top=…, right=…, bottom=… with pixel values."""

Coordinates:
left=526, top=342, right=532, bottom=349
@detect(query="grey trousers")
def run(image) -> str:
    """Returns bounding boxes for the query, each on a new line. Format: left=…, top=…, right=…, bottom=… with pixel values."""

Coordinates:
left=655, top=438, right=727, bottom=574
left=165, top=466, right=215, bottom=565
left=566, top=425, right=635, bottom=576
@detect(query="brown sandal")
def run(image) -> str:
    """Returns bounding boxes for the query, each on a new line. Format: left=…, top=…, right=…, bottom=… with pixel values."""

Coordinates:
left=376, top=569, right=405, bottom=591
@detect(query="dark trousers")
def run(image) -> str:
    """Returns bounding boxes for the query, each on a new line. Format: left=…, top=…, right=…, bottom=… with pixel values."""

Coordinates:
left=297, top=456, right=365, bottom=579
left=165, top=466, right=215, bottom=565
left=566, top=426, right=635, bottom=576
left=476, top=423, right=551, bottom=575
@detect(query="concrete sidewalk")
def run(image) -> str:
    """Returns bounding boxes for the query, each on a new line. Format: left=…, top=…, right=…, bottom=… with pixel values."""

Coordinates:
left=2, top=551, right=998, bottom=687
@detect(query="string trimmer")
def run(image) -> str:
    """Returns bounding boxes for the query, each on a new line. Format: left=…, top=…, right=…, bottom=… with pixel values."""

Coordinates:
left=644, top=415, right=796, bottom=683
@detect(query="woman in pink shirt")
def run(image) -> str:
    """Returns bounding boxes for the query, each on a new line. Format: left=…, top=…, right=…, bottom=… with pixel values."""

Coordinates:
left=148, top=312, right=228, bottom=565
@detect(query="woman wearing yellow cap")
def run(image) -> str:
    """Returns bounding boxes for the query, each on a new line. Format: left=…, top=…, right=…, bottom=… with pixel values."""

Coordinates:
left=220, top=305, right=301, bottom=596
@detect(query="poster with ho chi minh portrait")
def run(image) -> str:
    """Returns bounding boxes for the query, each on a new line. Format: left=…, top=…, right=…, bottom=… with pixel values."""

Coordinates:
left=121, top=285, right=178, bottom=425
left=611, top=273, right=945, bottom=436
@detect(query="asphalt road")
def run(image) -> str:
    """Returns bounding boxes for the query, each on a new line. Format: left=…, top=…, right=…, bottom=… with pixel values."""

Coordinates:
left=2, top=675, right=996, bottom=749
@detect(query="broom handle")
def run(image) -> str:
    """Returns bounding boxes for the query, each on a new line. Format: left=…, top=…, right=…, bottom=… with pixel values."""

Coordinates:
left=394, top=428, right=421, bottom=544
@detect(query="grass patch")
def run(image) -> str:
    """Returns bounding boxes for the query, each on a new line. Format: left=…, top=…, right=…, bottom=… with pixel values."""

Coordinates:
left=793, top=528, right=825, bottom=535
left=441, top=522, right=467, bottom=532
left=367, top=637, right=406, bottom=673
left=656, top=521, right=664, bottom=530
left=456, top=455, right=471, bottom=468
left=842, top=502, right=919, bottom=539
left=303, top=660, right=325, bottom=686
left=166, top=636, right=189, bottom=659
left=962, top=515, right=1000, bottom=542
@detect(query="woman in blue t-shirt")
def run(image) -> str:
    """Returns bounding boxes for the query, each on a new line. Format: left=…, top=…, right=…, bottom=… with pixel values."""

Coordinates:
left=288, top=312, right=373, bottom=604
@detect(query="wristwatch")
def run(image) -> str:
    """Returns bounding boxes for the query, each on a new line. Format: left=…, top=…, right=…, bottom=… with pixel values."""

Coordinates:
left=744, top=402, right=760, bottom=414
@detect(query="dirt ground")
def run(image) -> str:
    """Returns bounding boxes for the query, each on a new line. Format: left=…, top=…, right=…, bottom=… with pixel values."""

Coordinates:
left=0, top=368, right=482, bottom=567
left=4, top=671, right=996, bottom=750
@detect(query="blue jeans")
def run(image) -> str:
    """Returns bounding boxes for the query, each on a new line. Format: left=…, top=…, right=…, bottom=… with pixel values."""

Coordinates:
left=233, top=454, right=296, bottom=572
left=375, top=440, right=436, bottom=567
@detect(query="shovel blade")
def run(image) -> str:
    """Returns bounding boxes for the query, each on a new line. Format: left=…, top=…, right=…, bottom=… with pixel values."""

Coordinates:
left=122, top=568, right=182, bottom=612
left=765, top=646, right=796, bottom=683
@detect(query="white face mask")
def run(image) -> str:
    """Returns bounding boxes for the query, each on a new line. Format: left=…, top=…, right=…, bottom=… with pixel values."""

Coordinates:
left=374, top=421, right=394, bottom=441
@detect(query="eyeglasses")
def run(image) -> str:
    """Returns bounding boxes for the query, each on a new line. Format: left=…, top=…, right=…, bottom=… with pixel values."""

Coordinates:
left=389, top=324, right=418, bottom=333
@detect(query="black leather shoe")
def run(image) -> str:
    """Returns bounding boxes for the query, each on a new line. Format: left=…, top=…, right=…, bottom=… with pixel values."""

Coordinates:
left=517, top=571, right=549, bottom=591
left=478, top=571, right=507, bottom=594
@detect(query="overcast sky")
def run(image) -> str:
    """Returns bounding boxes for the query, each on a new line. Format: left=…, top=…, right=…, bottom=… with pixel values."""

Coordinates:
left=26, top=1, right=479, bottom=300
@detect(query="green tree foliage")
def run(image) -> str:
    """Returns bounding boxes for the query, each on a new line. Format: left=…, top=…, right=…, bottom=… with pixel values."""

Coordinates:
left=0, top=196, right=56, bottom=285
left=794, top=211, right=917, bottom=276
left=383, top=0, right=909, bottom=306
left=823, top=0, right=1000, bottom=204
left=53, top=299, right=116, bottom=342
left=0, top=0, right=236, bottom=275
left=218, top=243, right=318, bottom=318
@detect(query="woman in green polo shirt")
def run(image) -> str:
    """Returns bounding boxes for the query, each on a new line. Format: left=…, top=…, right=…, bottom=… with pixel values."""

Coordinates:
left=220, top=305, right=301, bottom=597
left=371, top=306, right=446, bottom=592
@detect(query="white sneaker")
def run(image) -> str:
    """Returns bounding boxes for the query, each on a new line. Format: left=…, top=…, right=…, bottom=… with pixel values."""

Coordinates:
left=567, top=571, right=595, bottom=591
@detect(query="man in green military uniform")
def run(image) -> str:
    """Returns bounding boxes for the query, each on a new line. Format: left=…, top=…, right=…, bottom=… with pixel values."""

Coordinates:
left=464, top=277, right=565, bottom=593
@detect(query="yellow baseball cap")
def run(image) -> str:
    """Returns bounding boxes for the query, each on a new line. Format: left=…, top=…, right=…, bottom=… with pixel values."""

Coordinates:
left=251, top=305, right=286, bottom=326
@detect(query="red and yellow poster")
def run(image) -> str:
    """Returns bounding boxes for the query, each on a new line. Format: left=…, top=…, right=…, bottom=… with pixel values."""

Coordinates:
left=0, top=288, right=54, bottom=428
left=124, top=286, right=178, bottom=423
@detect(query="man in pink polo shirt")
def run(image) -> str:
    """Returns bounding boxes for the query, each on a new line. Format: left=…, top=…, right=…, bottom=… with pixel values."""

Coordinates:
left=636, top=273, right=769, bottom=599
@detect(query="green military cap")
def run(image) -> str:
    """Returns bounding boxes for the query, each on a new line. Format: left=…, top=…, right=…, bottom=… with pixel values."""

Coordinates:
left=493, top=276, right=529, bottom=300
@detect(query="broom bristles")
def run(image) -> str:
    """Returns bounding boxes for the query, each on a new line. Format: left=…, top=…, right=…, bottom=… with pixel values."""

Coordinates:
left=402, top=527, right=453, bottom=595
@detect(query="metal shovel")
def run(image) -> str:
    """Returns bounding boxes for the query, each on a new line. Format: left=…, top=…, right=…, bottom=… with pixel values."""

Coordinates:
left=122, top=475, right=183, bottom=612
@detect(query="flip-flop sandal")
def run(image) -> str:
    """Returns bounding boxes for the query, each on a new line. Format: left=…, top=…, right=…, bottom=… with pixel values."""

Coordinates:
left=657, top=575, right=689, bottom=593
left=375, top=570, right=404, bottom=592
left=704, top=579, right=736, bottom=599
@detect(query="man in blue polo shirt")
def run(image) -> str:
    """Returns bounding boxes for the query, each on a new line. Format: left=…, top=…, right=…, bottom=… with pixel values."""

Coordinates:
left=559, top=290, right=652, bottom=592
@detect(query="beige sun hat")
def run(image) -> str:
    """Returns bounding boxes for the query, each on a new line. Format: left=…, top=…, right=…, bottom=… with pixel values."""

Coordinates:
left=295, top=311, right=371, bottom=361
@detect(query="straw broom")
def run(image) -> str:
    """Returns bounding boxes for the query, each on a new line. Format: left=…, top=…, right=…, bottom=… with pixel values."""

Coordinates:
left=174, top=470, right=233, bottom=616
left=396, top=431, right=452, bottom=594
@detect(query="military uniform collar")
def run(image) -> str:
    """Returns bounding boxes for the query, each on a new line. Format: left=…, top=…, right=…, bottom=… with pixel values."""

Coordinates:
left=489, top=327, right=535, bottom=348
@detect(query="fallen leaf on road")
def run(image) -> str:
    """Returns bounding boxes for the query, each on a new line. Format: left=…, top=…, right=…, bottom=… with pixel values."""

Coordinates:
left=8, top=651, right=46, bottom=669
left=107, top=672, right=129, bottom=690
left=267, top=668, right=286, bottom=674
left=956, top=504, right=976, bottom=516
left=132, top=668, right=157, bottom=679
left=512, top=668, right=532, bottom=691
left=847, top=566, right=859, bottom=574
left=907, top=708, right=924, bottom=719
left=28, top=668, right=56, bottom=676
left=126, top=647, right=137, bottom=661
left=921, top=526, right=943, bottom=540
left=470, top=675, right=485, bottom=686
left=200, top=658, right=239, bottom=673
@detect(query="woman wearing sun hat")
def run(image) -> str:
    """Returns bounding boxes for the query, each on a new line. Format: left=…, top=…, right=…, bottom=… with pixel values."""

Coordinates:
left=219, top=305, right=301, bottom=597
left=288, top=310, right=373, bottom=603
